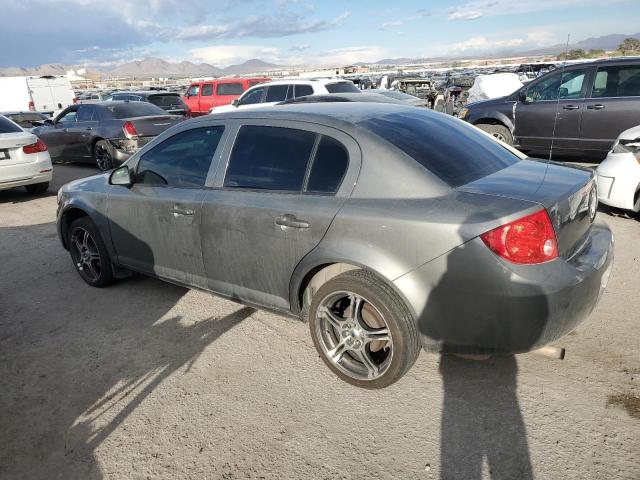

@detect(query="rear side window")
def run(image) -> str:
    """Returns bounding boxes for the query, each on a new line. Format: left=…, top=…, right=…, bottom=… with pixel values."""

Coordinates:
left=136, top=127, right=224, bottom=188
left=325, top=82, right=360, bottom=94
left=76, top=105, right=95, bottom=122
left=592, top=65, right=640, bottom=98
left=306, top=136, right=349, bottom=193
left=358, top=111, right=519, bottom=187
left=0, top=116, right=21, bottom=133
left=107, top=103, right=166, bottom=118
left=294, top=84, right=314, bottom=97
left=225, top=126, right=316, bottom=191
left=217, top=83, right=244, bottom=95
left=265, top=85, right=289, bottom=102
left=201, top=84, right=213, bottom=96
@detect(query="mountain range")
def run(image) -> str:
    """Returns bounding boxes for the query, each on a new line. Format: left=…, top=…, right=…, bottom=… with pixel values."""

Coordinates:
left=1, top=32, right=639, bottom=78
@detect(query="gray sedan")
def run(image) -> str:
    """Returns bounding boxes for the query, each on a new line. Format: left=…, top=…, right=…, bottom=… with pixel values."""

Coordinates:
left=56, top=104, right=614, bottom=389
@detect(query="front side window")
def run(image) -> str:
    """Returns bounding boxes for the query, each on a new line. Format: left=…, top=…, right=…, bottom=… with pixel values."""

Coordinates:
left=591, top=65, right=640, bottom=98
left=186, top=85, right=200, bottom=97
left=525, top=69, right=587, bottom=102
left=217, top=83, right=244, bottom=95
left=239, top=87, right=266, bottom=106
left=57, top=109, right=77, bottom=123
left=201, top=84, right=213, bottom=96
left=265, top=85, right=289, bottom=102
left=306, top=136, right=349, bottom=194
left=224, top=126, right=316, bottom=191
left=136, top=127, right=225, bottom=188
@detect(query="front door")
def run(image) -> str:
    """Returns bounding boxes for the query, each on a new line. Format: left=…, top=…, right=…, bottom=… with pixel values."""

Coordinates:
left=200, top=122, right=359, bottom=310
left=514, top=67, right=591, bottom=156
left=581, top=64, right=640, bottom=156
left=35, top=107, right=77, bottom=160
left=107, top=125, right=226, bottom=287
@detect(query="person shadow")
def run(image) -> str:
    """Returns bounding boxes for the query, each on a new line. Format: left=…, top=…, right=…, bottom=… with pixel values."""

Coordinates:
left=417, top=205, right=550, bottom=480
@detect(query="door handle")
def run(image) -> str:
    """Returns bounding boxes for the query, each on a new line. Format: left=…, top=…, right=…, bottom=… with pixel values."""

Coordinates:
left=587, top=104, right=605, bottom=110
left=170, top=206, right=194, bottom=217
left=275, top=214, right=310, bottom=229
left=63, top=128, right=69, bottom=132
left=86, top=127, right=93, bottom=131
left=562, top=105, right=580, bottom=110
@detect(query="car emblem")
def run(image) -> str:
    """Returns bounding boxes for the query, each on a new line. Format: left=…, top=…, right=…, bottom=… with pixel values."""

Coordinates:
left=588, top=185, right=598, bottom=223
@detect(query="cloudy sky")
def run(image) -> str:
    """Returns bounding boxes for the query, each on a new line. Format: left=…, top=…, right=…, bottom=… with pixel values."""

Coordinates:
left=2, top=0, right=640, bottom=68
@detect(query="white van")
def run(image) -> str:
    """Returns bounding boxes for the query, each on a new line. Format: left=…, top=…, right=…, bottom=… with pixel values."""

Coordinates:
left=0, top=76, right=76, bottom=115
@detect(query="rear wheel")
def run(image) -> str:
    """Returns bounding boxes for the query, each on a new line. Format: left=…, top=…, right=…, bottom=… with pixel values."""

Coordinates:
left=476, top=123, right=514, bottom=145
left=308, top=270, right=420, bottom=389
left=94, top=140, right=114, bottom=171
left=67, top=217, right=114, bottom=287
left=24, top=182, right=49, bottom=195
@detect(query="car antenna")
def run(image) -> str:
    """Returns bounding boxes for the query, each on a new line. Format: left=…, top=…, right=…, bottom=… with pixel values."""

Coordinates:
left=549, top=34, right=571, bottom=162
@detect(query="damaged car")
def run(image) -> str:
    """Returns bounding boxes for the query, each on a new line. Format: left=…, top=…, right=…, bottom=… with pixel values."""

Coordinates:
left=597, top=125, right=640, bottom=212
left=33, top=102, right=183, bottom=170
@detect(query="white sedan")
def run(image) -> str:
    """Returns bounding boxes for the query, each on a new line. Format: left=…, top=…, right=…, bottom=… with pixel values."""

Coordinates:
left=597, top=125, right=640, bottom=212
left=0, top=115, right=52, bottom=194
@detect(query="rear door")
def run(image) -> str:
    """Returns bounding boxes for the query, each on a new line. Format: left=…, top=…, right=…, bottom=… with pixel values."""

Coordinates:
left=514, top=66, right=591, bottom=155
left=107, top=125, right=227, bottom=287
left=198, top=82, right=214, bottom=113
left=66, top=104, right=98, bottom=160
left=200, top=121, right=360, bottom=310
left=581, top=63, right=640, bottom=156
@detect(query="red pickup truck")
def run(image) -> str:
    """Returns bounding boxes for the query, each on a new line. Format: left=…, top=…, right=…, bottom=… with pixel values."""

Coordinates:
left=183, top=77, right=270, bottom=116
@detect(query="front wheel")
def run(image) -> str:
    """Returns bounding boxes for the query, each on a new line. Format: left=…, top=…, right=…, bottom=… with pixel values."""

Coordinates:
left=308, top=270, right=421, bottom=389
left=476, top=123, right=514, bottom=145
left=67, top=217, right=114, bottom=287
left=94, top=140, right=114, bottom=171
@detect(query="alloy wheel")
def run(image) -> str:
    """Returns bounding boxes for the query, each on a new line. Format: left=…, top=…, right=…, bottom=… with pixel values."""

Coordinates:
left=95, top=144, right=113, bottom=171
left=70, top=227, right=102, bottom=282
left=315, top=291, right=393, bottom=381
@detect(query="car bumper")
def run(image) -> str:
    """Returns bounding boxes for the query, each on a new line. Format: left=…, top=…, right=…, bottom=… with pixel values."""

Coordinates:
left=393, top=221, right=614, bottom=354
left=596, top=152, right=640, bottom=211
left=0, top=156, right=53, bottom=190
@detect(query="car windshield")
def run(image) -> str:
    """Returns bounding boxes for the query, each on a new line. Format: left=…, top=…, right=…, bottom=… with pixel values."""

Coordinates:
left=147, top=94, right=186, bottom=108
left=358, top=110, right=520, bottom=187
left=105, top=103, right=167, bottom=118
left=325, top=82, right=361, bottom=93
left=0, top=116, right=22, bottom=133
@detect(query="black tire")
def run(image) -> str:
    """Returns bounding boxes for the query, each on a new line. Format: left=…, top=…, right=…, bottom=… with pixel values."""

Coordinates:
left=67, top=217, right=114, bottom=287
left=476, top=123, right=514, bottom=145
left=308, top=270, right=421, bottom=389
left=24, top=182, right=49, bottom=195
left=94, top=140, right=114, bottom=171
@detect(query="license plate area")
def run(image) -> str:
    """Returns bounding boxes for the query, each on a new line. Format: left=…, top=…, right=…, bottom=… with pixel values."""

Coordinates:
left=0, top=149, right=10, bottom=160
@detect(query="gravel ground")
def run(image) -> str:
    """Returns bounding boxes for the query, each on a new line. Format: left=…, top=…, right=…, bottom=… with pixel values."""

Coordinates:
left=0, top=164, right=638, bottom=480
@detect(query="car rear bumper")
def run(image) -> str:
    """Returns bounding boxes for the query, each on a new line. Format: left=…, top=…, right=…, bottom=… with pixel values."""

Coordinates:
left=0, top=156, right=53, bottom=190
left=596, top=152, right=640, bottom=211
left=393, top=221, right=614, bottom=354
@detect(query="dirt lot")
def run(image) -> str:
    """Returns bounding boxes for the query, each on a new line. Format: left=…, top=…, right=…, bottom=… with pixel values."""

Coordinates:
left=0, top=164, right=638, bottom=480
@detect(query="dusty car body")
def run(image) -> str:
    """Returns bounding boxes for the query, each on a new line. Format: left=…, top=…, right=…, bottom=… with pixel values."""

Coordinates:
left=56, top=104, right=613, bottom=388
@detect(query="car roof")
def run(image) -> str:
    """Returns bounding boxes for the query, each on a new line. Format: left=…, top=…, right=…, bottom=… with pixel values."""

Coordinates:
left=110, top=91, right=179, bottom=96
left=563, top=56, right=640, bottom=67
left=280, top=93, right=405, bottom=105
left=258, top=78, right=353, bottom=86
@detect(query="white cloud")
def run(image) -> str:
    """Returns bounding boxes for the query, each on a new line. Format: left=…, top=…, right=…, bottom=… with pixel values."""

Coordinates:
left=446, top=0, right=623, bottom=21
left=380, top=20, right=403, bottom=29
left=448, top=10, right=482, bottom=20
left=189, top=45, right=283, bottom=67
left=443, top=31, right=557, bottom=54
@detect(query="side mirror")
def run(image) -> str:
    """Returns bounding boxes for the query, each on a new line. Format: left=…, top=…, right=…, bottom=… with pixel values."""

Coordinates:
left=185, top=92, right=191, bottom=98
left=232, top=99, right=240, bottom=107
left=109, top=166, right=133, bottom=186
left=44, top=118, right=55, bottom=126
left=518, top=91, right=528, bottom=103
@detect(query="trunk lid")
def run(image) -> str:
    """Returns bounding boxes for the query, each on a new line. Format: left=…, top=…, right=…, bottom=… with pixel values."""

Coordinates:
left=123, top=115, right=182, bottom=137
left=0, top=132, right=38, bottom=166
left=459, top=159, right=597, bottom=258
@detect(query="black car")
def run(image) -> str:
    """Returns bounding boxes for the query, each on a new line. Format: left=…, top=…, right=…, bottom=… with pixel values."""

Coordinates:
left=106, top=91, right=189, bottom=116
left=461, top=58, right=640, bottom=160
left=33, top=102, right=183, bottom=170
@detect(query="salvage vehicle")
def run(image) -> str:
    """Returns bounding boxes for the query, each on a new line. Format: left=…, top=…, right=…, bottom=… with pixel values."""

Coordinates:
left=0, top=76, right=76, bottom=115
left=0, top=111, right=49, bottom=131
left=597, top=125, right=640, bottom=212
left=388, top=77, right=438, bottom=108
left=56, top=103, right=613, bottom=389
left=106, top=91, right=189, bottom=116
left=460, top=58, right=640, bottom=160
left=0, top=115, right=52, bottom=194
left=33, top=102, right=183, bottom=171
left=209, top=79, right=362, bottom=114
left=371, top=89, right=430, bottom=107
left=183, top=77, right=270, bottom=116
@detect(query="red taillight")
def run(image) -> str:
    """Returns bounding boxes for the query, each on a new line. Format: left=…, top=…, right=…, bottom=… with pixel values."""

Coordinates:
left=72, top=98, right=78, bottom=104
left=123, top=121, right=138, bottom=139
left=23, top=138, right=48, bottom=154
left=481, top=209, right=558, bottom=264
left=28, top=101, right=35, bottom=111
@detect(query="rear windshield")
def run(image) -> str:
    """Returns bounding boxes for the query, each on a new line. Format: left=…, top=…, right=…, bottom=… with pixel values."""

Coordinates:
left=358, top=111, right=519, bottom=187
left=0, top=116, right=22, bottom=133
left=105, top=103, right=167, bottom=119
left=5, top=113, right=47, bottom=128
left=325, top=82, right=361, bottom=93
left=148, top=94, right=186, bottom=108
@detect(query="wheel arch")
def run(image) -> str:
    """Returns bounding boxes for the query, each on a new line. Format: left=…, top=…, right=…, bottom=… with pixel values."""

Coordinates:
left=59, top=206, right=90, bottom=250
left=472, top=113, right=514, bottom=133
